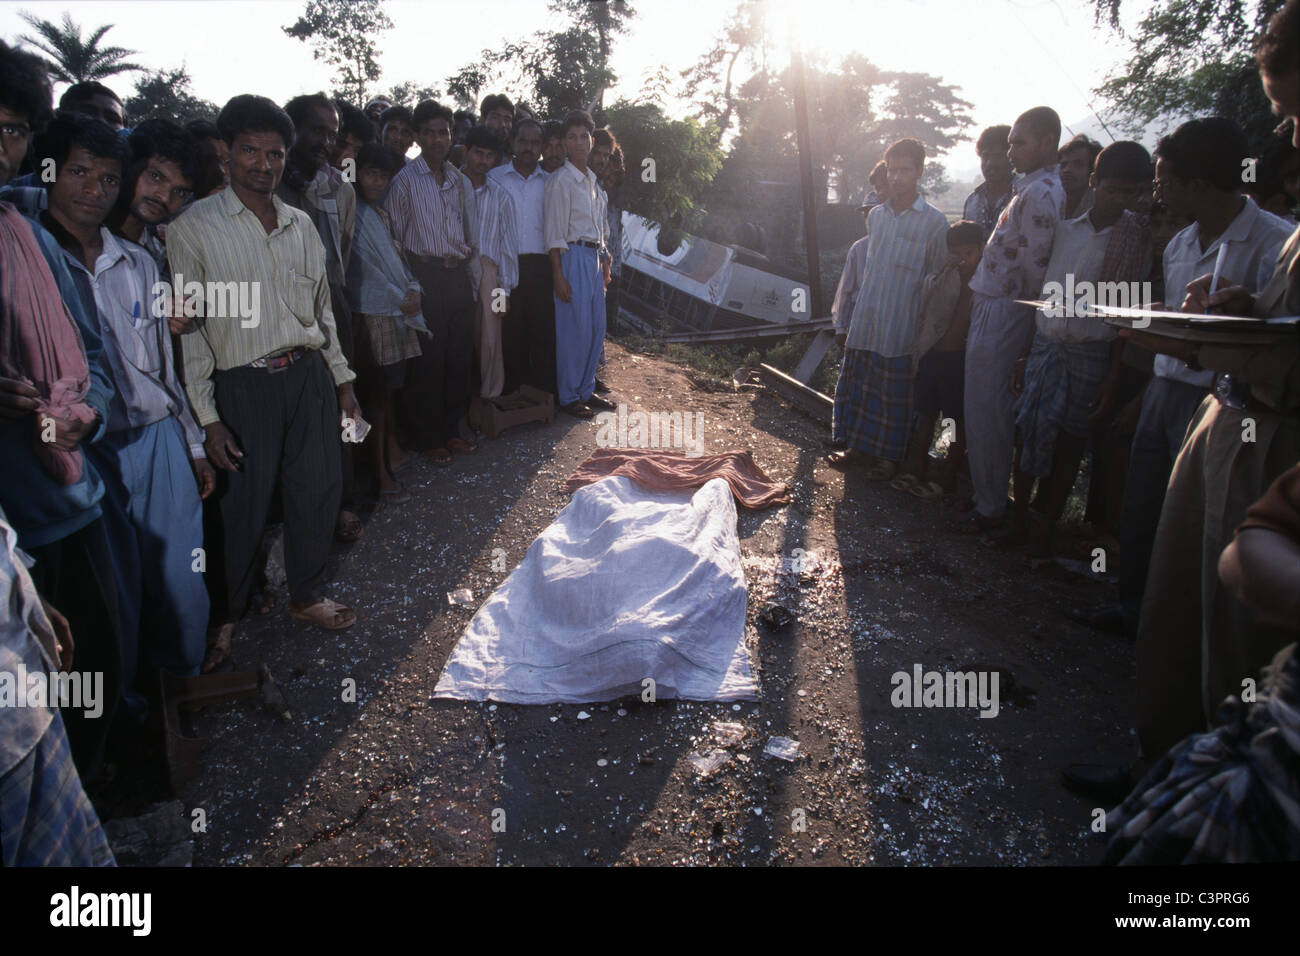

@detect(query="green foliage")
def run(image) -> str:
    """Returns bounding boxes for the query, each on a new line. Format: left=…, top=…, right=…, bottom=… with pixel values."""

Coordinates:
left=124, top=67, right=219, bottom=125
left=603, top=100, right=724, bottom=231
left=283, top=0, right=393, bottom=105
left=1092, top=0, right=1283, bottom=135
left=17, top=10, right=144, bottom=84
left=378, top=82, right=443, bottom=111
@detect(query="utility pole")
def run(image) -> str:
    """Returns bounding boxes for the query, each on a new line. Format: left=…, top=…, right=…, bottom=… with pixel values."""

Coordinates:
left=789, top=23, right=824, bottom=318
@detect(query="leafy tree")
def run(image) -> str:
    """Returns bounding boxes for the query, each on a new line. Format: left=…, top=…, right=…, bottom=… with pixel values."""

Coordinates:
left=1092, top=0, right=1284, bottom=136
left=17, top=10, right=144, bottom=84
left=124, top=67, right=220, bottom=125
left=603, top=100, right=724, bottom=232
left=283, top=0, right=393, bottom=105
left=376, top=82, right=443, bottom=111
left=679, top=0, right=774, bottom=142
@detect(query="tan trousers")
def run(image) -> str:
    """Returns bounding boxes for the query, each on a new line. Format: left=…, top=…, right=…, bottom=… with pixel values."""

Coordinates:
left=476, top=257, right=504, bottom=398
left=1136, top=396, right=1300, bottom=758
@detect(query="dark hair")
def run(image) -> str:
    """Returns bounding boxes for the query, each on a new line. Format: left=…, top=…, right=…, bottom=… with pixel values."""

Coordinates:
left=542, top=120, right=564, bottom=142
left=126, top=118, right=202, bottom=185
left=411, top=100, right=453, bottom=129
left=1256, top=0, right=1299, bottom=76
left=284, top=92, right=336, bottom=131
left=0, top=39, right=54, bottom=131
left=1016, top=106, right=1061, bottom=146
left=884, top=137, right=926, bottom=167
left=216, top=94, right=295, bottom=148
left=562, top=109, right=595, bottom=136
left=975, top=125, right=1011, bottom=156
left=480, top=93, right=514, bottom=117
left=593, top=128, right=619, bottom=151
left=464, top=125, right=504, bottom=155
left=512, top=117, right=543, bottom=141
left=356, top=141, right=402, bottom=177
left=185, top=118, right=220, bottom=141
left=379, top=105, right=413, bottom=128
left=1155, top=117, right=1249, bottom=192
left=1094, top=140, right=1152, bottom=182
left=1244, top=129, right=1297, bottom=203
left=35, top=112, right=128, bottom=180
left=946, top=220, right=984, bottom=248
left=59, top=80, right=122, bottom=110
left=1059, top=133, right=1103, bottom=165
left=453, top=109, right=476, bottom=127
left=335, top=99, right=374, bottom=144
left=868, top=159, right=889, bottom=187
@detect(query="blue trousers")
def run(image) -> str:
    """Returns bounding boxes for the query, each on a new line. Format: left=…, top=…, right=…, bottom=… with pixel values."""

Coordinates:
left=553, top=244, right=606, bottom=406
left=89, top=416, right=208, bottom=714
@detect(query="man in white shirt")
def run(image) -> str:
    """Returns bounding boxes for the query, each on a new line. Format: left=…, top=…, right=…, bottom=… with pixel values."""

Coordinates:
left=489, top=119, right=554, bottom=395
left=463, top=126, right=518, bottom=398
left=543, top=110, right=610, bottom=419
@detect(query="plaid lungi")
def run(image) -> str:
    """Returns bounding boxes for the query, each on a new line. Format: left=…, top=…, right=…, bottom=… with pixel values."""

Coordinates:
left=0, top=709, right=115, bottom=866
left=832, top=348, right=913, bottom=461
left=362, top=313, right=422, bottom=368
left=1014, top=334, right=1110, bottom=477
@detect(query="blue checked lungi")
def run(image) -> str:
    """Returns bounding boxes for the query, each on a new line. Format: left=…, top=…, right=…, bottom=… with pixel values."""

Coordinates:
left=1013, top=334, right=1111, bottom=477
left=0, top=709, right=115, bottom=866
left=832, top=348, right=913, bottom=461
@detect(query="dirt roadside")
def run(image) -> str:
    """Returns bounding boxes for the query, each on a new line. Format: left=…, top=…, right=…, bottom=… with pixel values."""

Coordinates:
left=180, top=340, right=1135, bottom=866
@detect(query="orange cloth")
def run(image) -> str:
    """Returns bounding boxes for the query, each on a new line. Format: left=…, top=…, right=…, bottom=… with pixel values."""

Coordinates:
left=565, top=448, right=791, bottom=509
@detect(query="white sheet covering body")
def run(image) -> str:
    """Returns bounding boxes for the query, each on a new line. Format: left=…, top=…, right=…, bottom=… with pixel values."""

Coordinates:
left=434, top=476, right=757, bottom=703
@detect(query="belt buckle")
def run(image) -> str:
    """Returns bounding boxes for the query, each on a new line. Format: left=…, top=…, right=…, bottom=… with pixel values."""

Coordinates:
left=1214, top=373, right=1247, bottom=410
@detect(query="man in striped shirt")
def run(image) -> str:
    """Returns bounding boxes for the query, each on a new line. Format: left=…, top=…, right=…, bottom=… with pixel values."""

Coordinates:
left=169, top=94, right=361, bottom=656
left=827, top=138, right=948, bottom=479
left=383, top=100, right=478, bottom=463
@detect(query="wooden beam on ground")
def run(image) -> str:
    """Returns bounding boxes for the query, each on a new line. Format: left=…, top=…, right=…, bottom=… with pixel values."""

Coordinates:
left=758, top=362, right=833, bottom=425
left=792, top=329, right=836, bottom=384
left=658, top=316, right=835, bottom=345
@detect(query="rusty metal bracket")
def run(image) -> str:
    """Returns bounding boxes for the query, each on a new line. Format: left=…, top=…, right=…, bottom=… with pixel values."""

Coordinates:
left=160, top=669, right=259, bottom=792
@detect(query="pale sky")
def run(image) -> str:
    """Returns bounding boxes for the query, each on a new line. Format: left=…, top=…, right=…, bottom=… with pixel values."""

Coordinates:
left=1, top=0, right=1157, bottom=178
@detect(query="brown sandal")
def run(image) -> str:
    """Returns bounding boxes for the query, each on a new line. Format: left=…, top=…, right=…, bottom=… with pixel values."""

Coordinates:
left=424, top=447, right=453, bottom=466
left=446, top=437, right=478, bottom=454
left=334, top=510, right=363, bottom=542
left=289, top=597, right=356, bottom=631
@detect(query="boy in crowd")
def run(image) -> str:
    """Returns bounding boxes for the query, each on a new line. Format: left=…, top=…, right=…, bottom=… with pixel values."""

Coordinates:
left=106, top=119, right=200, bottom=274
left=384, top=99, right=478, bottom=464
left=462, top=126, right=519, bottom=398
left=1058, top=134, right=1103, bottom=219
left=0, top=42, right=122, bottom=786
left=59, top=80, right=125, bottom=131
left=892, top=220, right=985, bottom=500
left=997, top=141, right=1154, bottom=559
left=827, top=138, right=948, bottom=478
left=831, top=161, right=890, bottom=344
left=379, top=105, right=414, bottom=161
left=962, top=125, right=1014, bottom=240
left=346, top=142, right=425, bottom=502
left=489, top=118, right=556, bottom=396
left=36, top=112, right=214, bottom=713
left=544, top=110, right=611, bottom=419
left=957, top=106, right=1065, bottom=534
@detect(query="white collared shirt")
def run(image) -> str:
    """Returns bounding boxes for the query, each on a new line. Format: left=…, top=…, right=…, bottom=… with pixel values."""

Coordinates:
left=488, top=160, right=548, bottom=255
left=1156, top=196, right=1292, bottom=385
left=1033, top=210, right=1117, bottom=343
left=543, top=159, right=607, bottom=253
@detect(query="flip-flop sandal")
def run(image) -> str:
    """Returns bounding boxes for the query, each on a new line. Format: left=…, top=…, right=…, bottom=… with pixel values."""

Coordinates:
left=335, top=510, right=363, bottom=542
left=866, top=463, right=897, bottom=481
left=909, top=480, right=945, bottom=501
left=424, top=447, right=453, bottom=466
left=289, top=598, right=356, bottom=631
left=824, top=449, right=859, bottom=468
left=201, top=623, right=235, bottom=673
left=889, top=474, right=920, bottom=492
left=379, top=486, right=411, bottom=504
left=447, top=437, right=478, bottom=454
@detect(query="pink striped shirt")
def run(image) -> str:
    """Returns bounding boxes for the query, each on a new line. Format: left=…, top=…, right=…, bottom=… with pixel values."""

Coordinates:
left=382, top=154, right=473, bottom=259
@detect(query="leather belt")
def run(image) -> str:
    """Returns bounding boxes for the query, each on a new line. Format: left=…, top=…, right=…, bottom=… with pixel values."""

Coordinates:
left=572, top=239, right=602, bottom=250
left=409, top=252, right=467, bottom=270
left=247, top=347, right=309, bottom=372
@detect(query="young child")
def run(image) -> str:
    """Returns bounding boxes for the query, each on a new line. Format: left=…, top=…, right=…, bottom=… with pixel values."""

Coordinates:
left=893, top=220, right=985, bottom=500
left=997, top=141, right=1155, bottom=560
left=346, top=142, right=426, bottom=501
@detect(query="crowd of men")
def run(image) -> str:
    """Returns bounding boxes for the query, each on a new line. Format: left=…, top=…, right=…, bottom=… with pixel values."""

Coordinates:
left=826, top=0, right=1299, bottom=861
left=0, top=38, right=629, bottom=864
left=1, top=0, right=1298, bottom=866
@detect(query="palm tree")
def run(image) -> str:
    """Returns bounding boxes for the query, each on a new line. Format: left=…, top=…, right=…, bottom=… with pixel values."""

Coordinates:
left=18, top=11, right=145, bottom=85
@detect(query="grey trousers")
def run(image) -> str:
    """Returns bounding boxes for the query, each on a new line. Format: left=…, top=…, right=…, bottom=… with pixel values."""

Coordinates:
left=963, top=293, right=1037, bottom=518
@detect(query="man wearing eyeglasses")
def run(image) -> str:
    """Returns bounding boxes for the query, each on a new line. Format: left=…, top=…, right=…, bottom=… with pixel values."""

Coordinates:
left=107, top=119, right=201, bottom=276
